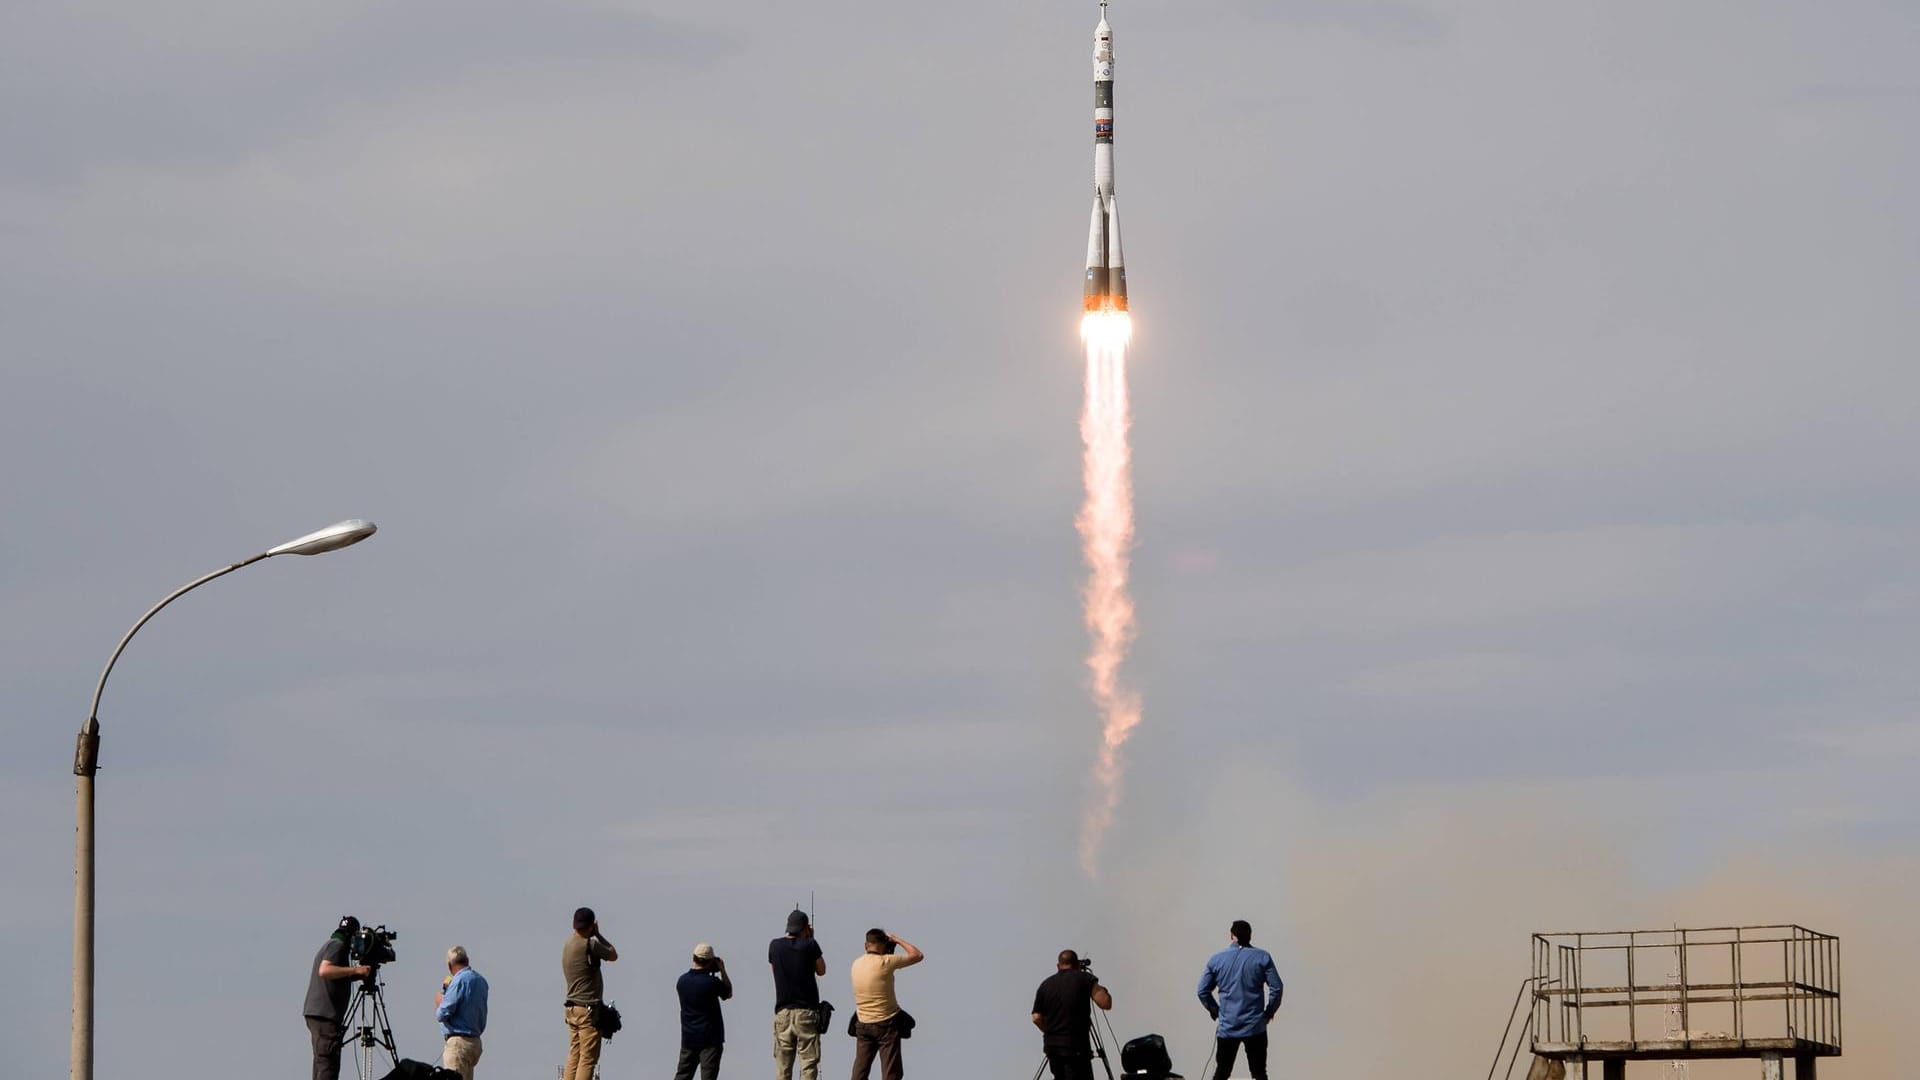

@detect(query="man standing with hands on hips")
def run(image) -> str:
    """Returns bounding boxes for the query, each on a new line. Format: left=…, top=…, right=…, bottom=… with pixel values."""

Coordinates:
left=562, top=906, right=619, bottom=1080
left=1195, top=920, right=1283, bottom=1080
left=435, top=945, right=489, bottom=1080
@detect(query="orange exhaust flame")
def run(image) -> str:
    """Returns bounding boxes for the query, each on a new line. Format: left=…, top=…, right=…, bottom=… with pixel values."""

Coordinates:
left=1077, top=310, right=1140, bottom=877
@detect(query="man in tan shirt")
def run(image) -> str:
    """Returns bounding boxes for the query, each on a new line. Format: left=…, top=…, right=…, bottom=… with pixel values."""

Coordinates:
left=848, top=929, right=923, bottom=1080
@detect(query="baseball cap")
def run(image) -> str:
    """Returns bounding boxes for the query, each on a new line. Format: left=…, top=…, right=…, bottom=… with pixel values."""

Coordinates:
left=693, top=943, right=716, bottom=961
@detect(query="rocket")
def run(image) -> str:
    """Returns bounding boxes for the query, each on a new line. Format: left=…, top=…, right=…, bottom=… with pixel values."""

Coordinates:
left=1083, top=1, right=1127, bottom=313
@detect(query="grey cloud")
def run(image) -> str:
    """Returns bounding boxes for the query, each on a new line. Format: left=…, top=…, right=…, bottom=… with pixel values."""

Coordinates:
left=4, top=1, right=1919, bottom=1077
left=0, top=0, right=736, bottom=183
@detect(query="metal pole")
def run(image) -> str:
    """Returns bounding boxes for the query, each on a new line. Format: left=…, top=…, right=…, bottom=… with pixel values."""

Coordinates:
left=71, top=748, right=95, bottom=1080
left=71, top=557, right=262, bottom=1080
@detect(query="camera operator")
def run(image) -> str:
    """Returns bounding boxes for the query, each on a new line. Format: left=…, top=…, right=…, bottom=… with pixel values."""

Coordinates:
left=562, top=906, right=620, bottom=1080
left=1031, top=950, right=1114, bottom=1080
left=848, top=928, right=922, bottom=1080
left=303, top=916, right=373, bottom=1080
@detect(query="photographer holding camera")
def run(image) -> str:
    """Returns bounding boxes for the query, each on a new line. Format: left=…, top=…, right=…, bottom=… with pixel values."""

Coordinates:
left=1031, top=950, right=1114, bottom=1080
left=674, top=942, right=734, bottom=1080
left=562, top=906, right=620, bottom=1080
left=770, top=908, right=828, bottom=1080
left=435, top=945, right=489, bottom=1080
left=303, top=916, right=373, bottom=1080
left=848, top=928, right=922, bottom=1080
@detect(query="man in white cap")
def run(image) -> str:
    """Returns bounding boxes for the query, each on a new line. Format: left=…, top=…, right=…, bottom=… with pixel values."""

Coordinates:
left=676, top=942, right=734, bottom=1080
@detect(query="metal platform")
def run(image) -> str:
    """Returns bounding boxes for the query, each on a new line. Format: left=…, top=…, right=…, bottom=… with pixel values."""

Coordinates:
left=1529, top=925, right=1840, bottom=1075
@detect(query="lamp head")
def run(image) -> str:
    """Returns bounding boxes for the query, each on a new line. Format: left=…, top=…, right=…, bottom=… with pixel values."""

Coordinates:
left=266, top=519, right=377, bottom=557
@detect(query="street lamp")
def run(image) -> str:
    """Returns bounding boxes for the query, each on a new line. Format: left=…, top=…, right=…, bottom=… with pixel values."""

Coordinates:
left=71, top=519, right=377, bottom=1080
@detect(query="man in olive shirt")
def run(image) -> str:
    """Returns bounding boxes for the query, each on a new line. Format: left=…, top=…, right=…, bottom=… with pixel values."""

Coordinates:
left=848, top=928, right=922, bottom=1080
left=562, top=906, right=619, bottom=1080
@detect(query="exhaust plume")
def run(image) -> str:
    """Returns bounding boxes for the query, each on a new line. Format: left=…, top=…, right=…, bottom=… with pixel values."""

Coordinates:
left=1078, top=309, right=1141, bottom=876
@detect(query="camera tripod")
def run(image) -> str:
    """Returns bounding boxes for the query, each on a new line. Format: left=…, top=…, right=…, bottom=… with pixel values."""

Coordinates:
left=1030, top=1015, right=1120, bottom=1080
left=335, top=970, right=400, bottom=1080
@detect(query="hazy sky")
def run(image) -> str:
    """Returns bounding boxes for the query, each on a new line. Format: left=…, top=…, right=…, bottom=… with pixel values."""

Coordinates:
left=4, top=1, right=1917, bottom=1077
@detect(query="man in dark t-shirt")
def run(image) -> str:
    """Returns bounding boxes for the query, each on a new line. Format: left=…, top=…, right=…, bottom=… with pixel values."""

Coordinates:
left=1031, top=950, right=1114, bottom=1080
left=303, top=916, right=372, bottom=1080
left=769, top=908, right=827, bottom=1080
left=676, top=943, right=734, bottom=1080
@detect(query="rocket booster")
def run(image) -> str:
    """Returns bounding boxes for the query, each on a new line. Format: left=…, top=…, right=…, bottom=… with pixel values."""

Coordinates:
left=1084, top=1, right=1127, bottom=313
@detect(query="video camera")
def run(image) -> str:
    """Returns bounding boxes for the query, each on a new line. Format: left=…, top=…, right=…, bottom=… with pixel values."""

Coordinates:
left=349, top=924, right=399, bottom=968
left=1074, top=956, right=1095, bottom=973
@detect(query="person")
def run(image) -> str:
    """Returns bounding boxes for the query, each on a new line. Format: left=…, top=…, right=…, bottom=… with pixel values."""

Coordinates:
left=436, top=945, right=490, bottom=1080
left=1031, top=950, right=1114, bottom=1080
left=1195, top=920, right=1284, bottom=1080
left=303, top=916, right=372, bottom=1080
left=848, top=928, right=923, bottom=1080
left=563, top=906, right=620, bottom=1080
left=675, top=942, right=735, bottom=1080
left=770, top=908, right=828, bottom=1080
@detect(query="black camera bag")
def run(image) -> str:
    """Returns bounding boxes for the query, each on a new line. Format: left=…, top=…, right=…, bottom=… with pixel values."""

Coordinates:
left=591, top=1001, right=623, bottom=1039
left=376, top=1061, right=460, bottom=1080
left=1121, top=1033, right=1172, bottom=1078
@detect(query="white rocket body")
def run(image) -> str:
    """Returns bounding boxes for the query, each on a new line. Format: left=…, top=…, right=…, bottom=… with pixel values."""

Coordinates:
left=1084, top=6, right=1128, bottom=312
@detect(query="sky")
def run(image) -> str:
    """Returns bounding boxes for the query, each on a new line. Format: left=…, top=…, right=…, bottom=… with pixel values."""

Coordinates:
left=2, top=0, right=1917, bottom=1077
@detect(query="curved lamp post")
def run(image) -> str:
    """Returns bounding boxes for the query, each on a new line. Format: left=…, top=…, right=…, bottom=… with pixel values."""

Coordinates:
left=71, top=519, right=377, bottom=1080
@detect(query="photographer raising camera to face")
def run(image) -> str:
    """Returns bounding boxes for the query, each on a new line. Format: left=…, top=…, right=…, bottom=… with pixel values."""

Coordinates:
left=848, top=928, right=922, bottom=1080
left=303, top=916, right=372, bottom=1080
left=562, top=906, right=620, bottom=1080
left=1031, top=950, right=1113, bottom=1080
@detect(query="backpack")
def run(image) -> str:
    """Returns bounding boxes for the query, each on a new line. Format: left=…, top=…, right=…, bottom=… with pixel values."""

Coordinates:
left=1120, top=1033, right=1173, bottom=1078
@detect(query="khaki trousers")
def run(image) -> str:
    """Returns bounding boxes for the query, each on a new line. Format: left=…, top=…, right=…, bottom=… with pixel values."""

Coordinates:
left=565, top=1004, right=603, bottom=1080
left=442, top=1034, right=483, bottom=1080
left=774, top=1007, right=822, bottom=1080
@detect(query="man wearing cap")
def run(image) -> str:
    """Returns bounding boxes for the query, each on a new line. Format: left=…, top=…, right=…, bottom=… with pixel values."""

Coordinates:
left=1196, top=920, right=1284, bottom=1080
left=436, top=945, right=489, bottom=1080
left=304, top=916, right=372, bottom=1080
left=562, top=907, right=620, bottom=1080
left=849, top=928, right=923, bottom=1080
left=676, top=942, right=734, bottom=1080
left=770, top=908, right=828, bottom=1080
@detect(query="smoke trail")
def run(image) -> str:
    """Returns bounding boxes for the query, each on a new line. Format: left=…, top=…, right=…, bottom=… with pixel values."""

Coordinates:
left=1078, top=310, right=1141, bottom=877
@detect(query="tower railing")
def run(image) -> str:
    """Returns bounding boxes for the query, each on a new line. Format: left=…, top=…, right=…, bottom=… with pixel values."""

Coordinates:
left=1530, top=926, right=1840, bottom=1061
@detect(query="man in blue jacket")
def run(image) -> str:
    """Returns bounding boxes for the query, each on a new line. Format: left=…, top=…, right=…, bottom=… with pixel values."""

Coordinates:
left=436, top=945, right=490, bottom=1080
left=1195, top=920, right=1283, bottom=1080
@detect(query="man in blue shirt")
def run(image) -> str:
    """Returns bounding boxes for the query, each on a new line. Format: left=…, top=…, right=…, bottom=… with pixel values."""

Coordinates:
left=436, top=945, right=490, bottom=1080
left=1195, top=920, right=1283, bottom=1080
left=677, top=942, right=735, bottom=1080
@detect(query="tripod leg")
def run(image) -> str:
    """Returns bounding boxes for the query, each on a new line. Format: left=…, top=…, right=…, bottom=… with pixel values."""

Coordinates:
left=1088, top=1020, right=1118, bottom=1080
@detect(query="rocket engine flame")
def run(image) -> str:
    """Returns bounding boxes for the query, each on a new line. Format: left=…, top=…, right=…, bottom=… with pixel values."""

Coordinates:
left=1077, top=309, right=1140, bottom=876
